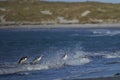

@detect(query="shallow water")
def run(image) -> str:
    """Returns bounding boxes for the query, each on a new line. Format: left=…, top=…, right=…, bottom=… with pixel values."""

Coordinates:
left=0, top=28, right=120, bottom=80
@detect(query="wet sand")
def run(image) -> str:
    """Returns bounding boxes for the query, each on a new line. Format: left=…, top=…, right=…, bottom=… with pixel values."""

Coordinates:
left=0, top=23, right=120, bottom=29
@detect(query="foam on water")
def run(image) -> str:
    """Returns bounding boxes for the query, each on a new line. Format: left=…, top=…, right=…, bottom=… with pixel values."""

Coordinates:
left=44, top=50, right=91, bottom=67
left=103, top=51, right=120, bottom=58
left=1, top=48, right=120, bottom=75
left=84, top=51, right=120, bottom=59
left=88, top=51, right=120, bottom=59
left=1, top=50, right=120, bottom=75
left=66, top=57, right=90, bottom=66
left=91, top=29, right=120, bottom=36
left=0, top=64, right=49, bottom=75
left=0, top=51, right=91, bottom=75
left=64, top=51, right=91, bottom=66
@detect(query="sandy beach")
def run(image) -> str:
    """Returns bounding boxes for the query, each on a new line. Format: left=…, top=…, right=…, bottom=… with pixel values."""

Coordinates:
left=0, top=23, right=120, bottom=29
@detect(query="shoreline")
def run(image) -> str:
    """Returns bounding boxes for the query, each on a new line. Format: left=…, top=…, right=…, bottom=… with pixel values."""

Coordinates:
left=0, top=23, right=120, bottom=29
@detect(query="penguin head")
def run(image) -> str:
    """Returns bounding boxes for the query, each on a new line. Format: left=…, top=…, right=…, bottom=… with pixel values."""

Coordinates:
left=24, top=56, right=28, bottom=59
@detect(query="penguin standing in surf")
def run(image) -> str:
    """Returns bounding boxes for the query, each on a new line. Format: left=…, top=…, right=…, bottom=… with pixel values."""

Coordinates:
left=62, top=53, right=68, bottom=60
left=18, top=56, right=28, bottom=64
left=31, top=55, right=43, bottom=64
left=61, top=53, right=68, bottom=66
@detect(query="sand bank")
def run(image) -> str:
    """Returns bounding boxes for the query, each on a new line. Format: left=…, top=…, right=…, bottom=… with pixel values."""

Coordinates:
left=0, top=23, right=120, bottom=29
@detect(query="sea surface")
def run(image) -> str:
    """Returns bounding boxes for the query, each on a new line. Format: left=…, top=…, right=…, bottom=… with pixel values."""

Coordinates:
left=0, top=27, right=120, bottom=80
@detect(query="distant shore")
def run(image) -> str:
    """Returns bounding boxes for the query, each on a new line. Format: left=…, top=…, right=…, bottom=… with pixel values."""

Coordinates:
left=0, top=23, right=120, bottom=29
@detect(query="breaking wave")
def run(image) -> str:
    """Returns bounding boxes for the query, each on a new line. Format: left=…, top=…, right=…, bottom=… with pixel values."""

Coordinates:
left=0, top=64, right=49, bottom=75
left=0, top=51, right=91, bottom=75
left=87, top=51, right=120, bottom=59
left=1, top=49, right=120, bottom=75
left=103, top=51, right=120, bottom=58
left=1, top=50, right=120, bottom=75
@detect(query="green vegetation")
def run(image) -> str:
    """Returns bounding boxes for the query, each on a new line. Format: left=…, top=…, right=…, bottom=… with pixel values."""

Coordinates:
left=0, top=1, right=120, bottom=24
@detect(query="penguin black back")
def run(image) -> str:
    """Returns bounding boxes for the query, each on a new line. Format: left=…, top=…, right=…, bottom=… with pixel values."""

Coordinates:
left=18, top=56, right=28, bottom=64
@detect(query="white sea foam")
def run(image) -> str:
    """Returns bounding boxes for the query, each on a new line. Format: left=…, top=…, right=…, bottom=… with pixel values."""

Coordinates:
left=0, top=50, right=91, bottom=75
left=104, top=52, right=120, bottom=58
left=91, top=30, right=120, bottom=36
left=63, top=51, right=91, bottom=66
left=88, top=51, right=120, bottom=59
left=0, top=64, right=49, bottom=75
left=1, top=50, right=120, bottom=75
left=66, top=57, right=90, bottom=66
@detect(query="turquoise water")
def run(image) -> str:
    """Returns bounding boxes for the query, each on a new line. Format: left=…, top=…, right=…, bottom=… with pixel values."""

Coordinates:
left=0, top=28, right=120, bottom=80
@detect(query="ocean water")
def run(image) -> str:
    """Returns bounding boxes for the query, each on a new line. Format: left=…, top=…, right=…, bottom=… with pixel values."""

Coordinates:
left=0, top=27, right=120, bottom=80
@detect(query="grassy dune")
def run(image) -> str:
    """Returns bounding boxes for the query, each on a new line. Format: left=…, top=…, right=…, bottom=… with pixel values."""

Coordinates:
left=0, top=1, right=120, bottom=24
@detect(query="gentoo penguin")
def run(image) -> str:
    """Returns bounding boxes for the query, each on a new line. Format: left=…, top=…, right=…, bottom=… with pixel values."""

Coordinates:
left=18, top=56, right=28, bottom=64
left=62, top=53, right=68, bottom=60
left=31, top=55, right=43, bottom=64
